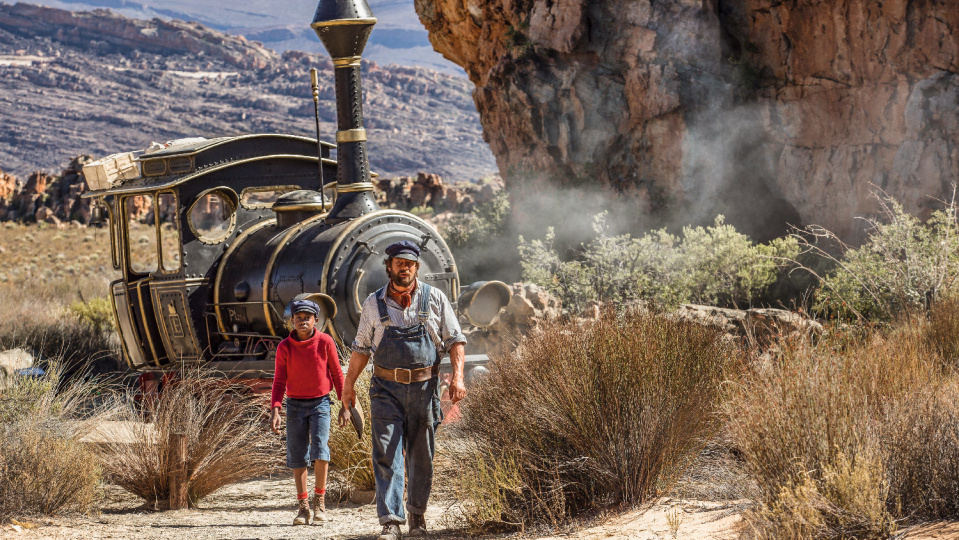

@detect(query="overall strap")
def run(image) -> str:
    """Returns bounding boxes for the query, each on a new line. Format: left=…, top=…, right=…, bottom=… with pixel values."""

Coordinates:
left=418, top=283, right=432, bottom=324
left=374, top=287, right=390, bottom=326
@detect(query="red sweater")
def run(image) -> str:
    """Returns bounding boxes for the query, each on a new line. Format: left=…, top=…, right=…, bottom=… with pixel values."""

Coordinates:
left=270, top=330, right=345, bottom=409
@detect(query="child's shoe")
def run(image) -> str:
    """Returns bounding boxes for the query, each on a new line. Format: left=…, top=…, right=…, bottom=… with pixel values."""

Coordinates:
left=293, top=499, right=311, bottom=525
left=311, top=493, right=326, bottom=524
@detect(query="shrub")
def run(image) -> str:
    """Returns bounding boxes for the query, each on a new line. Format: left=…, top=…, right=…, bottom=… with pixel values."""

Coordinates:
left=97, top=370, right=275, bottom=507
left=805, top=192, right=959, bottom=321
left=0, top=363, right=117, bottom=520
left=519, top=213, right=799, bottom=312
left=0, top=425, right=102, bottom=519
left=452, top=309, right=736, bottom=529
left=69, top=297, right=116, bottom=337
left=726, top=322, right=959, bottom=538
left=327, top=371, right=375, bottom=493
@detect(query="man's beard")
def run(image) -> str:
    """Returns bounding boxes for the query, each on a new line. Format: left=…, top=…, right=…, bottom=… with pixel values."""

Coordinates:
left=388, top=268, right=417, bottom=288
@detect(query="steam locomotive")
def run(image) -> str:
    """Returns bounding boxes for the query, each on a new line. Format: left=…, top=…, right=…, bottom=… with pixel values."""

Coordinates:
left=81, top=0, right=510, bottom=389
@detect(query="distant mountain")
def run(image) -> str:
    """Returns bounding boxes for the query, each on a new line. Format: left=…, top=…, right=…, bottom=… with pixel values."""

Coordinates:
left=10, top=0, right=462, bottom=74
left=0, top=3, right=496, bottom=181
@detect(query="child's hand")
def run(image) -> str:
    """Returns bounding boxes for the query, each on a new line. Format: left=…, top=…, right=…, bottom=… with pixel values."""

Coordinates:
left=270, top=407, right=282, bottom=434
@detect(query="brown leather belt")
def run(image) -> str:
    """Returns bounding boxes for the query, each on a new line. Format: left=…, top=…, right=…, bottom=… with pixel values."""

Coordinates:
left=373, top=364, right=439, bottom=384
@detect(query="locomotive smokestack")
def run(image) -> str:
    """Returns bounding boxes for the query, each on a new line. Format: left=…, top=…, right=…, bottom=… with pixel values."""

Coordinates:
left=311, top=0, right=380, bottom=223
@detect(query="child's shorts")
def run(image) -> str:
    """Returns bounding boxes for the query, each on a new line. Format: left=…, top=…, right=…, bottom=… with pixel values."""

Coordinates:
left=285, top=394, right=331, bottom=468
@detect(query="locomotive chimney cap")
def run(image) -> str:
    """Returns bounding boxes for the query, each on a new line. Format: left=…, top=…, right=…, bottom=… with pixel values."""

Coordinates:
left=310, top=0, right=376, bottom=59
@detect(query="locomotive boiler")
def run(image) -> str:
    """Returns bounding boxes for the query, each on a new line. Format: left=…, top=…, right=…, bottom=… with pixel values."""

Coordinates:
left=81, top=0, right=510, bottom=386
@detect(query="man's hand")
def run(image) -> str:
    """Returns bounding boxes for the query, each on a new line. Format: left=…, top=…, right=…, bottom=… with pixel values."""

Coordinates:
left=447, top=342, right=467, bottom=404
left=448, top=378, right=467, bottom=405
left=270, top=407, right=282, bottom=434
left=338, top=402, right=351, bottom=428
left=341, top=385, right=356, bottom=411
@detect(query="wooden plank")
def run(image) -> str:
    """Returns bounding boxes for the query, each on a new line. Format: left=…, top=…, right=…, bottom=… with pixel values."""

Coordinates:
left=168, top=432, right=188, bottom=510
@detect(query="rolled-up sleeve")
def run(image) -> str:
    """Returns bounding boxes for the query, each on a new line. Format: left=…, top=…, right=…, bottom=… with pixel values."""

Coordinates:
left=350, top=294, right=378, bottom=356
left=435, top=289, right=467, bottom=353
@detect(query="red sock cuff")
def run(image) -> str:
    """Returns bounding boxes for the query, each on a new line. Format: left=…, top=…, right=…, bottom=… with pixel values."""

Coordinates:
left=297, top=492, right=309, bottom=500
left=314, top=488, right=326, bottom=495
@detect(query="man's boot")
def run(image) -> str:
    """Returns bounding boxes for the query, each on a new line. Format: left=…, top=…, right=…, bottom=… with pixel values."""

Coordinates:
left=293, top=498, right=311, bottom=525
left=311, top=492, right=326, bottom=524
left=407, top=513, right=427, bottom=537
left=378, top=522, right=403, bottom=540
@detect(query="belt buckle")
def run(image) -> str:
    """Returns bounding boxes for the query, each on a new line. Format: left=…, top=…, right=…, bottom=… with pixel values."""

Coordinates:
left=394, top=368, right=412, bottom=384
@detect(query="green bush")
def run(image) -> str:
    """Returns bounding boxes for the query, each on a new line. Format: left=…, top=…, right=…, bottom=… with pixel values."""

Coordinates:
left=452, top=309, right=736, bottom=529
left=807, top=194, right=959, bottom=321
left=69, top=297, right=115, bottom=336
left=519, top=213, right=799, bottom=312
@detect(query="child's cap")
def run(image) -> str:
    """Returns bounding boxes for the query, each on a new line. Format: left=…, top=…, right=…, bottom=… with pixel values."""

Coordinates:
left=289, top=299, right=320, bottom=317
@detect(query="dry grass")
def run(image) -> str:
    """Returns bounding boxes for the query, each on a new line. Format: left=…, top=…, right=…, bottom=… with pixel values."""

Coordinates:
left=0, top=222, right=120, bottom=374
left=725, top=318, right=959, bottom=539
left=926, top=294, right=959, bottom=365
left=96, top=369, right=275, bottom=507
left=0, top=363, right=120, bottom=521
left=451, top=309, right=737, bottom=530
left=327, top=370, right=375, bottom=494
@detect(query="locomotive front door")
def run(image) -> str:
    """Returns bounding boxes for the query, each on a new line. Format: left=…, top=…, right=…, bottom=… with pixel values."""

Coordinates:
left=119, top=194, right=171, bottom=367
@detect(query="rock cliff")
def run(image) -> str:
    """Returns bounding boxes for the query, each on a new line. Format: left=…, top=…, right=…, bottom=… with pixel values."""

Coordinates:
left=415, top=0, right=958, bottom=240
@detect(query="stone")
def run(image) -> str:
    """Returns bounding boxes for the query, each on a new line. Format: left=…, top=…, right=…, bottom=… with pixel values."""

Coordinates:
left=416, top=0, right=959, bottom=242
left=0, top=348, right=34, bottom=379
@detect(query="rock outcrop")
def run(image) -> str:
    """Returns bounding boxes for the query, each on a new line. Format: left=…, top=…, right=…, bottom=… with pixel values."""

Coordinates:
left=0, top=157, right=95, bottom=225
left=375, top=172, right=504, bottom=212
left=463, top=284, right=822, bottom=358
left=415, top=0, right=959, bottom=241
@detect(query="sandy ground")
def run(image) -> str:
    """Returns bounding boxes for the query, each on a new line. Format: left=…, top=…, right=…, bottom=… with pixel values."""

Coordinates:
left=3, top=477, right=958, bottom=539
left=0, top=476, right=743, bottom=540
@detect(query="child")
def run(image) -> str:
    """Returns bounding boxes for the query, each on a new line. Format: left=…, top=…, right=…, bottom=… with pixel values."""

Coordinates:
left=270, top=299, right=345, bottom=525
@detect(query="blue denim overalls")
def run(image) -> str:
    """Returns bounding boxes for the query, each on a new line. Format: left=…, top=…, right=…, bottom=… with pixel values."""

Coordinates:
left=370, top=283, right=444, bottom=525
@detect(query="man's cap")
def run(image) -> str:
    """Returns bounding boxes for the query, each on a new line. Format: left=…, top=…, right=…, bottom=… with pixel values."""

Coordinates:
left=289, top=299, right=320, bottom=317
left=385, top=240, right=420, bottom=261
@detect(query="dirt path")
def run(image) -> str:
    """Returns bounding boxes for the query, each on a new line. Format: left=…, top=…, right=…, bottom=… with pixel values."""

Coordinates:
left=0, top=477, right=743, bottom=540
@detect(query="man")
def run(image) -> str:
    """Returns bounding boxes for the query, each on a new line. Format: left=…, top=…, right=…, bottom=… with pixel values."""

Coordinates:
left=340, top=240, right=467, bottom=540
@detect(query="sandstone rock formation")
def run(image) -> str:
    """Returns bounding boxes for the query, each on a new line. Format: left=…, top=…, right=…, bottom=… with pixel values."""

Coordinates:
left=0, top=157, right=96, bottom=224
left=675, top=303, right=823, bottom=345
left=375, top=172, right=504, bottom=212
left=415, top=0, right=959, bottom=241
left=463, top=283, right=822, bottom=358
